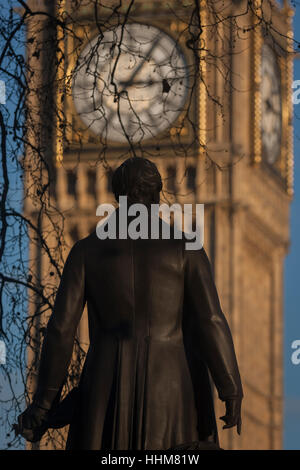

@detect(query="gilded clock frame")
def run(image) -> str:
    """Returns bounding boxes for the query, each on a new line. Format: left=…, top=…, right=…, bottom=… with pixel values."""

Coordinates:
left=57, top=13, right=198, bottom=161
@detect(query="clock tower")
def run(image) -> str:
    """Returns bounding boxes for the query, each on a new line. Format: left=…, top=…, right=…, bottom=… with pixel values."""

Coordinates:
left=23, top=0, right=294, bottom=449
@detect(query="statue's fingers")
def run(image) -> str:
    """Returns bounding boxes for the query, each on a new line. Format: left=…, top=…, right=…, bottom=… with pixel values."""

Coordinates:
left=31, top=414, right=42, bottom=429
left=12, top=423, right=20, bottom=437
left=222, top=422, right=235, bottom=430
left=220, top=414, right=233, bottom=424
left=219, top=415, right=228, bottom=422
left=17, top=415, right=35, bottom=441
left=222, top=424, right=233, bottom=429
left=222, top=415, right=238, bottom=429
left=20, top=411, right=31, bottom=430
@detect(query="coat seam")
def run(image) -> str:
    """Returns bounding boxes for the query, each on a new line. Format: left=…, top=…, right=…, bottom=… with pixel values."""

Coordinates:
left=129, top=238, right=136, bottom=449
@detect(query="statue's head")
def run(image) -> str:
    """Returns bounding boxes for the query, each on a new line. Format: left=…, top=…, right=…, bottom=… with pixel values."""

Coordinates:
left=112, top=157, right=163, bottom=207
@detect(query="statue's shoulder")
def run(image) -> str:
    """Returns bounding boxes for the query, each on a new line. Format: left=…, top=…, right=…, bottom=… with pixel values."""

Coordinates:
left=74, top=230, right=98, bottom=251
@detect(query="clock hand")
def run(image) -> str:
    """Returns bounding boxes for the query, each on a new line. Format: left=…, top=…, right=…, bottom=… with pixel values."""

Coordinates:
left=112, top=34, right=162, bottom=94
left=118, top=79, right=157, bottom=87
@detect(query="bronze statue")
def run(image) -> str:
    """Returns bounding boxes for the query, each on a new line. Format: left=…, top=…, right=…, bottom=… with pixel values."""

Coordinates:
left=16, top=157, right=243, bottom=450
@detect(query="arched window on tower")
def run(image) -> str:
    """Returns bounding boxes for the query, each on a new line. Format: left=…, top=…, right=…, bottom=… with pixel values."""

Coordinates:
left=87, top=169, right=97, bottom=199
left=66, top=169, right=77, bottom=200
left=186, top=165, right=196, bottom=192
left=69, top=225, right=79, bottom=244
left=166, top=165, right=177, bottom=195
left=106, top=169, right=113, bottom=194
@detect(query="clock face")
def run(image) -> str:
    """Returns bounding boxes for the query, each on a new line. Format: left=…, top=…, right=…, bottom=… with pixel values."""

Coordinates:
left=72, top=23, right=189, bottom=143
left=260, top=43, right=282, bottom=165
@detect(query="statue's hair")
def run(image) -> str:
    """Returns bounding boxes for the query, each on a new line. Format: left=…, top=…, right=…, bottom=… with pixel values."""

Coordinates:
left=112, top=157, right=163, bottom=206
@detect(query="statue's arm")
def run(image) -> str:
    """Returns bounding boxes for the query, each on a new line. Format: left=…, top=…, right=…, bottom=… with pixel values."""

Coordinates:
left=183, top=246, right=243, bottom=401
left=33, top=240, right=86, bottom=411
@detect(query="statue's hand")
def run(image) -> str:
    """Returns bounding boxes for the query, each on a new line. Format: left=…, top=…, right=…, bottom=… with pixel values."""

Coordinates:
left=14, top=402, right=50, bottom=442
left=219, top=397, right=242, bottom=435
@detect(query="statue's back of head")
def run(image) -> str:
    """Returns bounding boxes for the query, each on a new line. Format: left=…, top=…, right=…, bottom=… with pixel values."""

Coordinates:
left=112, top=157, right=163, bottom=207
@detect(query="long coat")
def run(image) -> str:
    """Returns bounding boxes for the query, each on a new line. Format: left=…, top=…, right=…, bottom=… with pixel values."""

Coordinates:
left=33, top=209, right=243, bottom=450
